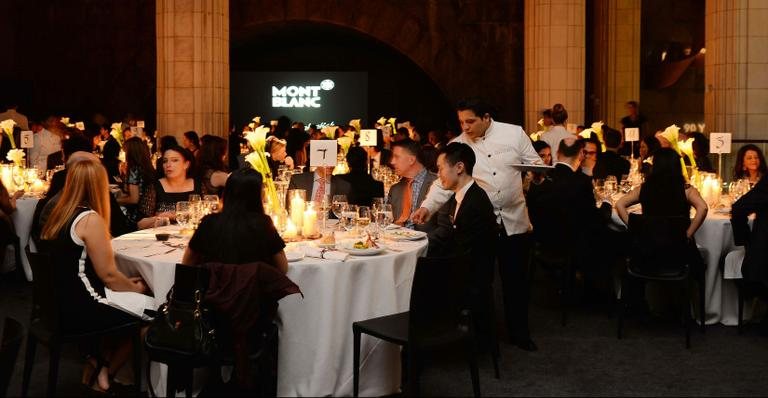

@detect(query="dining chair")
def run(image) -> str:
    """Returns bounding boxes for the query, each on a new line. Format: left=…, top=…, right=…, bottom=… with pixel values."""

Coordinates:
left=616, top=214, right=706, bottom=349
left=0, top=317, right=24, bottom=397
left=352, top=255, right=485, bottom=397
left=20, top=248, right=143, bottom=397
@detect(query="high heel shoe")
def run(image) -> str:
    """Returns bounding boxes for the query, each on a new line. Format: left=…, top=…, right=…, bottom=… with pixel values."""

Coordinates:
left=82, top=357, right=117, bottom=395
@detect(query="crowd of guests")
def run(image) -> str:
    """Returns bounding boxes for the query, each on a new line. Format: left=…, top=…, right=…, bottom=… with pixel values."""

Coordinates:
left=2, top=99, right=768, bottom=393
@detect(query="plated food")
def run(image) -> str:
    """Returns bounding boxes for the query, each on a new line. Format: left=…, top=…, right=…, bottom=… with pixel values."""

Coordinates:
left=384, top=229, right=427, bottom=241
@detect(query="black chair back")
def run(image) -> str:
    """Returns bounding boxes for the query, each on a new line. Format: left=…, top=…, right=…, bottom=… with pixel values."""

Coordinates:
left=408, top=255, right=472, bottom=344
left=628, top=214, right=690, bottom=271
left=0, top=317, right=23, bottom=397
left=171, top=263, right=211, bottom=303
left=25, top=248, right=59, bottom=331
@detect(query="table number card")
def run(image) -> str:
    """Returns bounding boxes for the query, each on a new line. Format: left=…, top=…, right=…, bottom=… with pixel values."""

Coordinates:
left=309, top=140, right=338, bottom=167
left=75, top=122, right=85, bottom=131
left=20, top=131, right=33, bottom=148
left=625, top=128, right=640, bottom=142
left=710, top=132, right=732, bottom=154
left=359, top=129, right=377, bottom=146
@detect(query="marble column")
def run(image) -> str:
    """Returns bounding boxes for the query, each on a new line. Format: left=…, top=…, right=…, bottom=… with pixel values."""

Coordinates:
left=591, top=0, right=641, bottom=128
left=156, top=0, right=229, bottom=140
left=705, top=0, right=768, bottom=140
left=524, top=0, right=586, bottom=133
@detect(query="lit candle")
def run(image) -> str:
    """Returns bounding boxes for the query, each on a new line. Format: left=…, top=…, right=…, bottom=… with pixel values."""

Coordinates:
left=31, top=179, right=44, bottom=193
left=284, top=219, right=298, bottom=239
left=302, top=203, right=318, bottom=237
left=290, top=193, right=305, bottom=230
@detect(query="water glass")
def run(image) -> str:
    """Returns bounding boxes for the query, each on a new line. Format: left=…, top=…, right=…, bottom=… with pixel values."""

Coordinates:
left=376, top=204, right=394, bottom=229
left=189, top=194, right=201, bottom=203
left=332, top=194, right=347, bottom=219
left=175, top=201, right=191, bottom=229
left=154, top=216, right=170, bottom=229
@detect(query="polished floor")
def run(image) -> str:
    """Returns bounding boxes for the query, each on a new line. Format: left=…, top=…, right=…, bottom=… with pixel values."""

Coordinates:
left=2, top=270, right=768, bottom=397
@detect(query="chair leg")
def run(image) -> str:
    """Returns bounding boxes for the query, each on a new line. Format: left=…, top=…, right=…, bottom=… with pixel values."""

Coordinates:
left=738, top=285, right=744, bottom=335
left=166, top=366, right=176, bottom=398
left=353, top=327, right=361, bottom=398
left=21, top=333, right=37, bottom=397
left=47, top=345, right=61, bottom=397
left=698, top=273, right=706, bottom=333
left=684, top=282, right=691, bottom=349
left=133, top=326, right=143, bottom=394
left=465, top=337, right=481, bottom=398
left=616, top=275, right=626, bottom=340
left=405, top=347, right=420, bottom=397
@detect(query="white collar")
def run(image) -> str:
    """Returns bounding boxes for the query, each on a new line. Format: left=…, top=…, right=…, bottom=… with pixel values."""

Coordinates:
left=455, top=179, right=474, bottom=205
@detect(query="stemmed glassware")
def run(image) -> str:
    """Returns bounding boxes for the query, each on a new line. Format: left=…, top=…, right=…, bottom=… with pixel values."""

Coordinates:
left=176, top=201, right=191, bottom=230
left=375, top=203, right=394, bottom=234
left=341, top=204, right=358, bottom=232
left=332, top=194, right=347, bottom=230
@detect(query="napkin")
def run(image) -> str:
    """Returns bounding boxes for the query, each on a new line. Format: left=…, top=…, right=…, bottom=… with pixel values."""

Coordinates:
left=304, top=246, right=349, bottom=261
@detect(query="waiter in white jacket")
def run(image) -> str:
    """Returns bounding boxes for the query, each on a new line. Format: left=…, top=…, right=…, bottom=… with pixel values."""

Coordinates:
left=413, top=99, right=542, bottom=351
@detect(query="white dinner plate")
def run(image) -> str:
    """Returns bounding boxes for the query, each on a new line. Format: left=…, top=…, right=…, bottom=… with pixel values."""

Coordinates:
left=337, top=240, right=387, bottom=256
left=285, top=250, right=305, bottom=262
left=384, top=229, right=427, bottom=241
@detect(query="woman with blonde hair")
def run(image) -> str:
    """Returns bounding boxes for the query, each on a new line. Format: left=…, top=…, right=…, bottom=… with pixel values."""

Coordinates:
left=40, top=158, right=147, bottom=393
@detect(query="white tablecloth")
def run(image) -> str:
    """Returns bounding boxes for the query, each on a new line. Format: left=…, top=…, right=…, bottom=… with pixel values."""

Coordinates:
left=9, top=196, right=39, bottom=280
left=611, top=210, right=746, bottom=325
left=112, top=227, right=428, bottom=396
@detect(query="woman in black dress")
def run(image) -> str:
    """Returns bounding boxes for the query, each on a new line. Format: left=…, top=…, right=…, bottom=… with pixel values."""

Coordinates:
left=40, top=157, right=147, bottom=392
left=182, top=168, right=288, bottom=273
left=137, top=145, right=202, bottom=229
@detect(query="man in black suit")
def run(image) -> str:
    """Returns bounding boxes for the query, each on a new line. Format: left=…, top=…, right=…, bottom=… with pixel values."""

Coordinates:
left=594, top=127, right=630, bottom=182
left=527, top=138, right=614, bottom=289
left=287, top=146, right=351, bottom=207
left=430, top=142, right=497, bottom=340
left=732, top=175, right=768, bottom=289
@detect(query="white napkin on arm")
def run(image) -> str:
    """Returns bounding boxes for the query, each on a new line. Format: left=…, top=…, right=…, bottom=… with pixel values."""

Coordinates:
left=303, top=246, right=349, bottom=262
left=105, top=288, right=156, bottom=320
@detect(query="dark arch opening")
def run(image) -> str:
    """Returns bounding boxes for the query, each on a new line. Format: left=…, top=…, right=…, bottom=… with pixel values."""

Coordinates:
left=230, top=21, right=456, bottom=133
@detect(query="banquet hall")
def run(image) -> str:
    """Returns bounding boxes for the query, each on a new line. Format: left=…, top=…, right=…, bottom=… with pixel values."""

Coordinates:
left=1, top=0, right=768, bottom=396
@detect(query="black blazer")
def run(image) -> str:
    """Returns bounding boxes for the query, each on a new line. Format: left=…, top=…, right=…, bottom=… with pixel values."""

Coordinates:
left=594, top=150, right=630, bottom=182
left=527, top=163, right=610, bottom=251
left=337, top=171, right=384, bottom=207
left=287, top=171, right=351, bottom=204
left=732, top=176, right=768, bottom=287
left=428, top=182, right=497, bottom=287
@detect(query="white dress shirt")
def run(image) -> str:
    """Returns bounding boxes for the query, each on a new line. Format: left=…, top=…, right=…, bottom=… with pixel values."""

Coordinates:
left=29, top=128, right=62, bottom=172
left=420, top=120, right=543, bottom=236
left=540, top=125, right=573, bottom=154
left=453, top=180, right=475, bottom=219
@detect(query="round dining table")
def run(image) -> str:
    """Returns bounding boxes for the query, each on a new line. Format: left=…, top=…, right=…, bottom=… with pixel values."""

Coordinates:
left=9, top=196, right=40, bottom=280
left=111, top=226, right=428, bottom=397
left=610, top=206, right=747, bottom=325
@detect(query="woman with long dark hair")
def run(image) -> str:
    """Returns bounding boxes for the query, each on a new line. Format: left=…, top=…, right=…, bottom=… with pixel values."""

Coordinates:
left=182, top=168, right=288, bottom=272
left=117, top=137, right=155, bottom=227
left=197, top=135, right=229, bottom=196
left=137, top=145, right=201, bottom=229
left=734, top=144, right=767, bottom=185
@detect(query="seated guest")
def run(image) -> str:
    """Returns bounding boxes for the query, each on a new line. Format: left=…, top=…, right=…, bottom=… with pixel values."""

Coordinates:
left=639, top=135, right=660, bottom=177
left=523, top=141, right=552, bottom=193
left=137, top=146, right=201, bottom=229
left=287, top=144, right=351, bottom=206
left=580, top=138, right=600, bottom=177
left=39, top=157, right=147, bottom=393
left=539, top=103, right=572, bottom=152
left=116, top=137, right=155, bottom=228
left=338, top=146, right=384, bottom=206
left=734, top=144, right=766, bottom=186
left=689, top=132, right=715, bottom=173
left=616, top=148, right=707, bottom=273
left=197, top=135, right=230, bottom=196
left=29, top=119, right=62, bottom=173
left=367, top=129, right=392, bottom=169
left=594, top=126, right=630, bottom=181
left=182, top=130, right=200, bottom=156
left=182, top=168, right=288, bottom=273
left=266, top=136, right=294, bottom=178
left=286, top=127, right=310, bottom=167
left=101, top=128, right=122, bottom=183
left=731, top=172, right=768, bottom=296
left=155, top=135, right=179, bottom=180
left=0, top=180, right=23, bottom=271
left=389, top=139, right=437, bottom=231
left=527, top=138, right=613, bottom=267
left=429, top=142, right=497, bottom=339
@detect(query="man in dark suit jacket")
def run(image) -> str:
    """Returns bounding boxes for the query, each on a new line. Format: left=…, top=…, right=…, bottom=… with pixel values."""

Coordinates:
left=428, top=142, right=497, bottom=342
left=527, top=138, right=613, bottom=281
left=732, top=175, right=768, bottom=290
left=337, top=146, right=384, bottom=206
left=388, top=139, right=437, bottom=232
left=594, top=127, right=630, bottom=182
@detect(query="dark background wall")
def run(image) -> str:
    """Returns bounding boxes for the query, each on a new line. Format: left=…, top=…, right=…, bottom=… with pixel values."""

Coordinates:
left=0, top=0, right=156, bottom=128
left=639, top=0, right=705, bottom=134
left=230, top=0, right=525, bottom=132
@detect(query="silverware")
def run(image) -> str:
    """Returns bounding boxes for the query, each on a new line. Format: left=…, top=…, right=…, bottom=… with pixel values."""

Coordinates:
left=144, top=248, right=177, bottom=257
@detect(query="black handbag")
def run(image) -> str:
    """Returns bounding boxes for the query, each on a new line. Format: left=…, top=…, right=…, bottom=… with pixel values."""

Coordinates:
left=145, top=265, right=217, bottom=365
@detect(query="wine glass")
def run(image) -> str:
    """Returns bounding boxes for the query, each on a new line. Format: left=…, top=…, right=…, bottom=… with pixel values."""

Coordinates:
left=357, top=206, right=371, bottom=233
left=175, top=201, right=191, bottom=229
left=203, top=194, right=220, bottom=213
left=376, top=204, right=393, bottom=235
left=188, top=194, right=201, bottom=203
left=371, top=197, right=384, bottom=213
left=332, top=195, right=347, bottom=219
left=341, top=204, right=358, bottom=232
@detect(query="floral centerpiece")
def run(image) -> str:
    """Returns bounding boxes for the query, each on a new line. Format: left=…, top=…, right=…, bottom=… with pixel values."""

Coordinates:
left=110, top=122, right=124, bottom=147
left=244, top=126, right=280, bottom=214
left=658, top=124, right=696, bottom=180
left=579, top=121, right=606, bottom=152
left=1, top=119, right=16, bottom=149
left=6, top=149, right=25, bottom=167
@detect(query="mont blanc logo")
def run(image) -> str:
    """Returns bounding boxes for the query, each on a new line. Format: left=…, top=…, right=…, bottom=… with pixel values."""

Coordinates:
left=272, top=79, right=335, bottom=108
